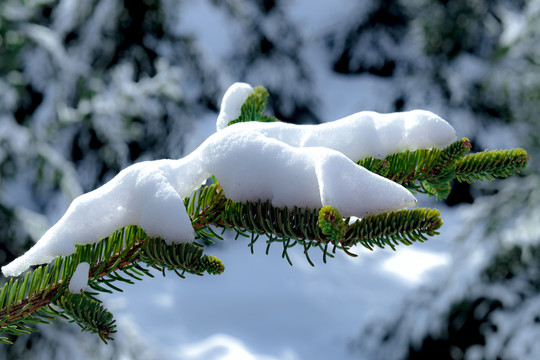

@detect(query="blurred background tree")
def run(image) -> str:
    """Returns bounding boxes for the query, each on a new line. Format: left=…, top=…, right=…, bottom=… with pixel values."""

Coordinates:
left=0, top=0, right=537, bottom=359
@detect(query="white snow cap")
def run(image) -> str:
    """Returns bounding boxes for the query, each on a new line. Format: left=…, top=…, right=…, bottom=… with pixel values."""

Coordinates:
left=203, top=128, right=417, bottom=215
left=222, top=109, right=457, bottom=161
left=1, top=82, right=458, bottom=277
left=216, top=82, right=254, bottom=131
left=68, top=262, right=90, bottom=294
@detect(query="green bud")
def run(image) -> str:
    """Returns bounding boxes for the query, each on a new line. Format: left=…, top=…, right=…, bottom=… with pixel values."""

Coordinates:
left=318, top=206, right=346, bottom=243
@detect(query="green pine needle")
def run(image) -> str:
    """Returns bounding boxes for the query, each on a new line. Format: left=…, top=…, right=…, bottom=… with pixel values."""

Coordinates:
left=357, top=138, right=472, bottom=199
left=344, top=208, right=443, bottom=251
left=455, top=148, right=529, bottom=183
left=0, top=225, right=224, bottom=342
left=187, top=185, right=444, bottom=263
left=139, top=239, right=225, bottom=276
left=358, top=138, right=529, bottom=200
left=227, top=86, right=279, bottom=126
left=55, top=292, right=116, bottom=344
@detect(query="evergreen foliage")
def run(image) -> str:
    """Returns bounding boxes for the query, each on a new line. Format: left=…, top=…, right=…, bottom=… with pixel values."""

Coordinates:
left=227, top=86, right=279, bottom=126
left=0, top=85, right=528, bottom=344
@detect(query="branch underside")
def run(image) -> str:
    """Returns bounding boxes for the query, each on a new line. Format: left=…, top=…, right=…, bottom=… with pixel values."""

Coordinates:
left=189, top=185, right=443, bottom=266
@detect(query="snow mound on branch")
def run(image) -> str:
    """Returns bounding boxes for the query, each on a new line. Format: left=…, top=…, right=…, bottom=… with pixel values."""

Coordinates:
left=1, top=158, right=200, bottom=277
left=222, top=110, right=456, bottom=161
left=216, top=82, right=254, bottom=131
left=203, top=128, right=417, bottom=215
left=69, top=262, right=90, bottom=294
left=1, top=83, right=457, bottom=278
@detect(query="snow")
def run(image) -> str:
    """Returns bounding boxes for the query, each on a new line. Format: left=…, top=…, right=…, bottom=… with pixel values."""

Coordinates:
left=382, top=248, right=450, bottom=284
left=177, top=333, right=297, bottom=360
left=68, top=262, right=90, bottom=294
left=286, top=0, right=362, bottom=39
left=206, top=128, right=417, bottom=215
left=216, top=82, right=254, bottom=131
left=2, top=82, right=456, bottom=277
left=173, top=1, right=237, bottom=63
left=22, top=24, right=87, bottom=76
left=1, top=159, right=198, bottom=277
left=224, top=109, right=457, bottom=160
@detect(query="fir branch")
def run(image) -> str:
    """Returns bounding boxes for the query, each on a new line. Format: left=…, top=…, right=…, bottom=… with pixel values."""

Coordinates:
left=0, top=227, right=224, bottom=343
left=186, top=184, right=444, bottom=264
left=55, top=293, right=116, bottom=344
left=455, top=148, right=529, bottom=183
left=0, top=82, right=529, bottom=344
left=358, top=138, right=530, bottom=200
left=139, top=238, right=225, bottom=277
left=358, top=138, right=471, bottom=200
left=0, top=277, right=63, bottom=344
left=343, top=208, right=442, bottom=251
left=0, top=141, right=524, bottom=343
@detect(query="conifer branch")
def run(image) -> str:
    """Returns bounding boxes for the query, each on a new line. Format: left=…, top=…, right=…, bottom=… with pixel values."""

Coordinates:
left=358, top=138, right=529, bottom=199
left=55, top=293, right=116, bottom=343
left=343, top=208, right=442, bottom=251
left=455, top=148, right=529, bottom=183
left=358, top=138, right=471, bottom=200
left=186, top=184, right=444, bottom=264
left=0, top=84, right=530, bottom=345
left=0, top=228, right=224, bottom=344
left=0, top=184, right=444, bottom=344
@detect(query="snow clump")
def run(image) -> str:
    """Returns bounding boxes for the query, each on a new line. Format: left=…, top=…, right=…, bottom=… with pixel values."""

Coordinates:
left=216, top=82, right=254, bottom=131
left=68, top=262, right=90, bottom=294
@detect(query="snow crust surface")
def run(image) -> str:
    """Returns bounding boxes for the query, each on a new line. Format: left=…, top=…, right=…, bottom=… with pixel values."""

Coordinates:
left=68, top=262, right=90, bottom=294
left=2, top=82, right=457, bottom=277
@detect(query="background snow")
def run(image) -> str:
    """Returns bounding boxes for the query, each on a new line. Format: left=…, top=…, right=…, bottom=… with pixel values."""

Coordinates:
left=0, top=0, right=537, bottom=359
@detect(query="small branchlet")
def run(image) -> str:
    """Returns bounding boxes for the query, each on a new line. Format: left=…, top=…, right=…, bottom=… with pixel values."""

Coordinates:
left=359, top=138, right=528, bottom=200
left=227, top=86, right=279, bottom=126
left=55, top=292, right=116, bottom=344
left=140, top=239, right=225, bottom=277
left=455, top=148, right=529, bottom=183
left=185, top=184, right=445, bottom=265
